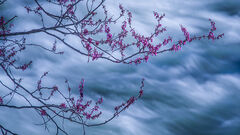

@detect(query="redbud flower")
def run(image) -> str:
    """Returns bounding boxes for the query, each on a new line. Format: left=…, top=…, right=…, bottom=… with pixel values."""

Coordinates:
left=119, top=4, right=125, bottom=16
left=83, top=29, right=88, bottom=35
left=208, top=31, right=215, bottom=40
left=144, top=55, right=149, bottom=62
left=209, top=19, right=216, bottom=32
left=0, top=16, right=5, bottom=26
left=95, top=41, right=100, bottom=45
left=107, top=33, right=112, bottom=40
left=18, top=61, right=32, bottom=71
left=86, top=43, right=92, bottom=51
left=91, top=112, right=102, bottom=120
left=53, top=86, right=58, bottom=91
left=92, top=49, right=102, bottom=61
left=0, top=96, right=3, bottom=104
left=139, top=89, right=143, bottom=97
left=40, top=110, right=46, bottom=116
left=96, top=97, right=103, bottom=104
left=85, top=113, right=91, bottom=119
left=51, top=86, right=58, bottom=96
left=87, top=38, right=92, bottom=43
left=36, top=6, right=41, bottom=11
left=79, top=79, right=84, bottom=98
left=24, top=6, right=31, bottom=13
left=180, top=25, right=190, bottom=41
left=105, top=26, right=110, bottom=33
left=60, top=103, right=66, bottom=108
left=67, top=4, right=74, bottom=15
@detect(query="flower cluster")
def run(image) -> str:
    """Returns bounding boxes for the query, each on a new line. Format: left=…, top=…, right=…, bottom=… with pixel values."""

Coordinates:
left=170, top=19, right=224, bottom=52
left=114, top=79, right=144, bottom=114
left=66, top=80, right=104, bottom=120
left=2, top=1, right=224, bottom=66
left=67, top=4, right=74, bottom=15
left=17, top=1, right=225, bottom=66
left=51, top=86, right=58, bottom=96
left=37, top=78, right=104, bottom=121
left=0, top=16, right=12, bottom=37
left=37, top=72, right=48, bottom=91
left=0, top=40, right=32, bottom=72
left=76, top=6, right=223, bottom=64
left=16, top=61, right=32, bottom=71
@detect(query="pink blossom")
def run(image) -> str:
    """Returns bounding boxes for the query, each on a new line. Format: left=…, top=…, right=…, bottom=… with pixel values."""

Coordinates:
left=0, top=16, right=5, bottom=26
left=95, top=41, right=100, bottom=45
left=51, top=86, right=58, bottom=96
left=208, top=31, right=215, bottom=40
left=144, top=55, right=149, bottom=62
left=87, top=37, right=92, bottom=43
left=91, top=112, right=102, bottom=120
left=119, top=4, right=125, bottom=16
left=36, top=6, right=41, bottom=11
left=92, top=49, right=102, bottom=61
left=126, top=96, right=135, bottom=108
left=17, top=61, right=32, bottom=71
left=217, top=33, right=224, bottom=39
left=0, top=96, right=3, bottom=104
left=85, top=43, right=92, bottom=51
left=67, top=4, right=74, bottom=15
left=40, top=110, right=46, bottom=116
left=209, top=19, right=216, bottom=32
left=180, top=25, right=190, bottom=41
left=96, top=97, right=103, bottom=104
left=60, top=103, right=66, bottom=108
left=139, top=89, right=143, bottom=97
left=105, top=25, right=110, bottom=33
left=79, top=79, right=84, bottom=98
left=83, top=29, right=88, bottom=35
left=24, top=6, right=31, bottom=13
left=107, top=33, right=112, bottom=40
left=127, top=11, right=132, bottom=24
left=84, top=113, right=91, bottom=119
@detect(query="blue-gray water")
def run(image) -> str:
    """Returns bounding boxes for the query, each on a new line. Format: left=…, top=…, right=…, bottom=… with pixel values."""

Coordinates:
left=0, top=0, right=240, bottom=135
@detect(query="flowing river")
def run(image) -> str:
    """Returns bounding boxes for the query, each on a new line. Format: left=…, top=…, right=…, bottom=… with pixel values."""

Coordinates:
left=0, top=0, right=239, bottom=135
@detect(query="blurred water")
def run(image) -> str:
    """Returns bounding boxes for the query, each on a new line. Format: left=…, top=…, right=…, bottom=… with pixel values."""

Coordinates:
left=0, top=0, right=240, bottom=135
